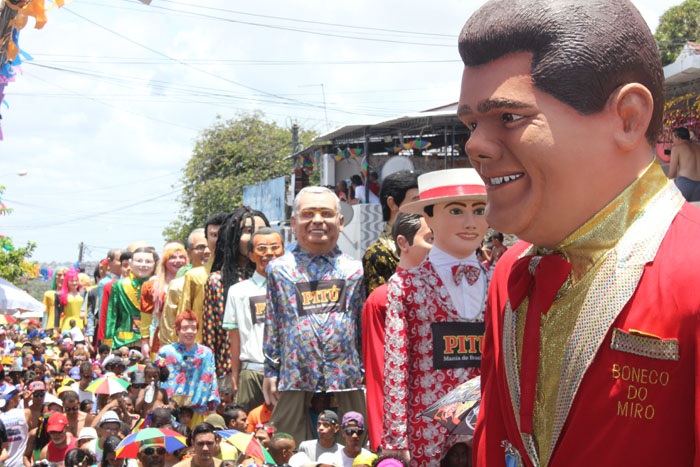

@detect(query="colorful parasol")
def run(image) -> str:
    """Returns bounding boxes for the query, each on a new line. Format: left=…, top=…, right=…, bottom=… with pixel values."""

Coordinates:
left=86, top=375, right=130, bottom=395
left=0, top=315, right=17, bottom=325
left=115, top=428, right=187, bottom=459
left=420, top=376, right=481, bottom=436
left=124, top=364, right=146, bottom=374
left=411, top=139, right=432, bottom=150
left=222, top=430, right=275, bottom=464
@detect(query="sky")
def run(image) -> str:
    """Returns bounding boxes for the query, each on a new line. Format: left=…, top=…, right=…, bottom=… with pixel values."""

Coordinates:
left=0, top=0, right=682, bottom=263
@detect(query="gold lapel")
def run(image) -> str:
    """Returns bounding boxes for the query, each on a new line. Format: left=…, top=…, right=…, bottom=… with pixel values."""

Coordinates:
left=545, top=181, right=685, bottom=461
left=503, top=246, right=541, bottom=466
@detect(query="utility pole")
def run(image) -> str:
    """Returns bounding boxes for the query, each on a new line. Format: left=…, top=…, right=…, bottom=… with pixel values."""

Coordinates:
left=78, top=242, right=84, bottom=265
left=291, top=123, right=300, bottom=153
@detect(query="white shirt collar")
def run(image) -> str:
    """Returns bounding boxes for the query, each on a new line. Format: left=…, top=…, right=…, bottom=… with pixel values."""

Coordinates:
left=251, top=270, right=267, bottom=287
left=429, top=245, right=480, bottom=269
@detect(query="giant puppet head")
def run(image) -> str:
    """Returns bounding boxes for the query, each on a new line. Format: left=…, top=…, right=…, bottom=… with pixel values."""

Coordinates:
left=401, top=168, right=487, bottom=260
left=457, top=0, right=664, bottom=249
left=131, top=247, right=157, bottom=279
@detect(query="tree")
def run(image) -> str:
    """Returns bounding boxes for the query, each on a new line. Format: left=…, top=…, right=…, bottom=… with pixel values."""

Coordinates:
left=655, top=0, right=700, bottom=66
left=164, top=111, right=317, bottom=242
left=0, top=236, right=37, bottom=285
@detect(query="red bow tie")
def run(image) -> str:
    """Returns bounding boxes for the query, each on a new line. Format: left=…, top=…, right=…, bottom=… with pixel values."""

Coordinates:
left=452, top=264, right=481, bottom=286
left=508, top=254, right=571, bottom=435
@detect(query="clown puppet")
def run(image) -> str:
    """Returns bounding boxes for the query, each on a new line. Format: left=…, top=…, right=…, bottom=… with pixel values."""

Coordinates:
left=381, top=168, right=489, bottom=466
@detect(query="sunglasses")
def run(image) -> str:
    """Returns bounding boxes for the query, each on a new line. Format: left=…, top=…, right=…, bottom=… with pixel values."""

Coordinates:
left=33, top=392, right=45, bottom=397
left=132, top=384, right=146, bottom=389
left=65, top=406, right=80, bottom=412
left=343, top=428, right=364, bottom=436
left=142, top=447, right=166, bottom=456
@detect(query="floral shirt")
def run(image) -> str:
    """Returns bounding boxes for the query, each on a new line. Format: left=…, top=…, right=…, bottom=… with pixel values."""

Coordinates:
left=263, top=244, right=365, bottom=392
left=362, top=223, right=399, bottom=294
left=382, top=259, right=484, bottom=466
left=157, top=342, right=220, bottom=414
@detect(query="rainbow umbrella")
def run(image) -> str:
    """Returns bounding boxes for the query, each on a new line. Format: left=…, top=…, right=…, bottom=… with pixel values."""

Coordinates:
left=223, top=430, right=275, bottom=464
left=86, top=375, right=130, bottom=395
left=0, top=315, right=17, bottom=325
left=124, top=364, right=146, bottom=374
left=411, top=139, right=432, bottom=150
left=115, top=428, right=187, bottom=459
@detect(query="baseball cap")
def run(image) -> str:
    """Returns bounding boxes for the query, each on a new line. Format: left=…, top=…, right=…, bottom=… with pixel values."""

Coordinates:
left=29, top=381, right=46, bottom=392
left=341, top=411, right=364, bottom=429
left=47, top=412, right=68, bottom=433
left=78, top=427, right=98, bottom=441
left=69, top=367, right=81, bottom=381
left=44, top=393, right=63, bottom=408
left=288, top=452, right=315, bottom=467
left=0, top=384, right=18, bottom=409
left=204, top=413, right=226, bottom=430
left=98, top=410, right=121, bottom=426
left=317, top=410, right=339, bottom=425
left=316, top=452, right=341, bottom=467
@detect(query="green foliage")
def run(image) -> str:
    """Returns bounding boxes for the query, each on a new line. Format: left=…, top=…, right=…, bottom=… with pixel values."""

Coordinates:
left=164, top=111, right=316, bottom=241
left=0, top=236, right=37, bottom=285
left=655, top=0, right=700, bottom=66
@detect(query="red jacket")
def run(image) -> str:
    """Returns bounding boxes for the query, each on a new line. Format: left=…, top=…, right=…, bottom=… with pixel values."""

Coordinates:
left=474, top=196, right=700, bottom=465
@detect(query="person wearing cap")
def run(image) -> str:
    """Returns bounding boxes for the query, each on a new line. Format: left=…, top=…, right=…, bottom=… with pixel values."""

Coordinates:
left=24, top=381, right=46, bottom=433
left=0, top=328, right=15, bottom=357
left=316, top=452, right=341, bottom=467
left=138, top=438, right=166, bottom=467
left=85, top=410, right=121, bottom=464
left=39, top=412, right=77, bottom=463
left=76, top=427, right=97, bottom=450
left=297, top=410, right=343, bottom=462
left=263, top=187, right=366, bottom=446
left=0, top=384, right=27, bottom=467
left=382, top=168, right=489, bottom=465
left=334, top=412, right=371, bottom=467
left=361, top=170, right=420, bottom=295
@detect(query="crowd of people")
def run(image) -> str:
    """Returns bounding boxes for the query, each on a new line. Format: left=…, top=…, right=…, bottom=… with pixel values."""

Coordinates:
left=7, top=166, right=497, bottom=467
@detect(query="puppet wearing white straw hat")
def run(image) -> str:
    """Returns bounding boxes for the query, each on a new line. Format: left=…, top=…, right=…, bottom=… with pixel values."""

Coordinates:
left=381, top=168, right=489, bottom=466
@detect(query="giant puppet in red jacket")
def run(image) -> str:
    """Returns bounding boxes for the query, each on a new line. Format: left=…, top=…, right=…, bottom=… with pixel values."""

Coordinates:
left=456, top=0, right=700, bottom=465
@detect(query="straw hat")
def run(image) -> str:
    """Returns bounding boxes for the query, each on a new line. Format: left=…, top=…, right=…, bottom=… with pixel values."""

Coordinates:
left=400, top=168, right=486, bottom=215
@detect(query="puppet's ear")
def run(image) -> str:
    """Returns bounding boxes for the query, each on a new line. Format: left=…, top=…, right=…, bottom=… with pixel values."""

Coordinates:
left=608, top=83, right=654, bottom=152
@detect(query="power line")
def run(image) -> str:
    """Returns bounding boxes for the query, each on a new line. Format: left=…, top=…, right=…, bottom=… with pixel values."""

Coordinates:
left=1, top=186, right=184, bottom=230
left=133, top=0, right=454, bottom=39
left=25, top=62, right=403, bottom=117
left=62, top=8, right=346, bottom=114
left=24, top=71, right=200, bottom=132
left=120, top=1, right=453, bottom=48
